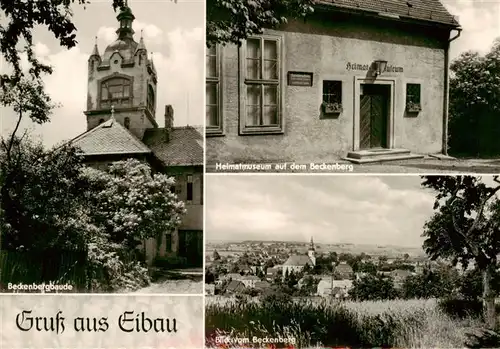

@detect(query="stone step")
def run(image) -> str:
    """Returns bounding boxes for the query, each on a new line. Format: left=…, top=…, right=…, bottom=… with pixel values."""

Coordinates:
left=343, top=153, right=424, bottom=164
left=346, top=148, right=411, bottom=159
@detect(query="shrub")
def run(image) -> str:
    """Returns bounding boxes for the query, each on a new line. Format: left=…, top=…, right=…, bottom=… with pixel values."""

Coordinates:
left=438, top=298, right=483, bottom=319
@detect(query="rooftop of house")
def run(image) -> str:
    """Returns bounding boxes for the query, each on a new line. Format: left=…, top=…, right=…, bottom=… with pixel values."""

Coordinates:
left=336, top=263, right=354, bottom=272
left=143, top=126, right=203, bottom=166
left=284, top=255, right=314, bottom=266
left=70, top=118, right=203, bottom=167
left=317, top=279, right=353, bottom=289
left=226, top=280, right=246, bottom=291
left=317, top=0, right=460, bottom=28
left=70, top=118, right=151, bottom=156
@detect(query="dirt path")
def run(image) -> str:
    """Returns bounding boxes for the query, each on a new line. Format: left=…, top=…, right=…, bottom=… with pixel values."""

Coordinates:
left=133, top=279, right=203, bottom=294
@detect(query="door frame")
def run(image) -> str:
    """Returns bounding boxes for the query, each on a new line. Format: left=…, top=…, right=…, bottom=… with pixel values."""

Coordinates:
left=353, top=77, right=396, bottom=151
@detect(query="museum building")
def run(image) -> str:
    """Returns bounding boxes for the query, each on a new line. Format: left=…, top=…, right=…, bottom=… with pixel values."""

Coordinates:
left=206, top=0, right=461, bottom=164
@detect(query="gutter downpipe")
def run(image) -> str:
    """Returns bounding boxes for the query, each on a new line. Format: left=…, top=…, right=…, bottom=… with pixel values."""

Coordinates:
left=443, top=27, right=462, bottom=155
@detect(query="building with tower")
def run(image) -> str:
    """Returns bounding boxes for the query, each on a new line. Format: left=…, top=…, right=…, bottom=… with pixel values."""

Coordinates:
left=69, top=3, right=203, bottom=268
left=282, top=237, right=316, bottom=276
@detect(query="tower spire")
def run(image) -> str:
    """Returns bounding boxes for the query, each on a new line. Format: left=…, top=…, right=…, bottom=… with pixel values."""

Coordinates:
left=309, top=237, right=315, bottom=251
left=137, top=30, right=147, bottom=52
left=116, top=1, right=135, bottom=40
left=90, top=36, right=100, bottom=57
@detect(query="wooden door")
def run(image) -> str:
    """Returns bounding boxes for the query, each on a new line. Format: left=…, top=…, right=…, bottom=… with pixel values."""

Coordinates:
left=178, top=230, right=203, bottom=267
left=359, top=85, right=389, bottom=149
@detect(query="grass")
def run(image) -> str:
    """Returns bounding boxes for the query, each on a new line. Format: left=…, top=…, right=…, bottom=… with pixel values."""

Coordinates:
left=205, top=296, right=482, bottom=348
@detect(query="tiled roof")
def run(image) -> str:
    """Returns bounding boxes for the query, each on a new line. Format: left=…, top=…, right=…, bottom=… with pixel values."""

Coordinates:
left=317, top=0, right=460, bottom=27
left=226, top=280, right=246, bottom=291
left=284, top=255, right=313, bottom=266
left=255, top=281, right=271, bottom=288
left=143, top=126, right=203, bottom=166
left=336, top=264, right=354, bottom=272
left=70, top=118, right=151, bottom=156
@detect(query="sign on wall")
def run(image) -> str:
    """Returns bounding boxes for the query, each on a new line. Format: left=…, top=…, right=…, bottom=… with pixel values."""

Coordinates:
left=287, top=71, right=314, bottom=86
left=346, top=63, right=404, bottom=73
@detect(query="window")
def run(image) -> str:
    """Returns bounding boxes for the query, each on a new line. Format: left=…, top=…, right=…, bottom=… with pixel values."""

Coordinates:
left=100, top=77, right=132, bottom=109
left=124, top=117, right=130, bottom=129
left=200, top=173, right=203, bottom=205
left=322, top=80, right=343, bottom=115
left=147, top=85, right=155, bottom=114
left=169, top=175, right=176, bottom=194
left=187, top=175, right=193, bottom=202
left=165, top=233, right=172, bottom=253
left=206, top=45, right=223, bottom=135
left=406, top=83, right=422, bottom=113
left=241, top=36, right=283, bottom=134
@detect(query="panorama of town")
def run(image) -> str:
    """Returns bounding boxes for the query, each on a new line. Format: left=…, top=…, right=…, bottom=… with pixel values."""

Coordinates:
left=205, top=238, right=447, bottom=299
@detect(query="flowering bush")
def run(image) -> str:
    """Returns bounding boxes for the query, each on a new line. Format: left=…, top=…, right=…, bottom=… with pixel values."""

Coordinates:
left=1, top=140, right=185, bottom=292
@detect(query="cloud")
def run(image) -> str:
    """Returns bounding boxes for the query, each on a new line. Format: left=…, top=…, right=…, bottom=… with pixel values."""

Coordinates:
left=442, top=0, right=500, bottom=59
left=206, top=176, right=437, bottom=247
left=97, top=21, right=164, bottom=45
left=1, top=24, right=203, bottom=147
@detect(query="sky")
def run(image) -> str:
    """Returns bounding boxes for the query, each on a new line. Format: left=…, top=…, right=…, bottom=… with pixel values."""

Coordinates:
left=0, top=0, right=204, bottom=148
left=206, top=175, right=499, bottom=248
left=442, top=0, right=500, bottom=60
left=0, top=0, right=498, bottom=147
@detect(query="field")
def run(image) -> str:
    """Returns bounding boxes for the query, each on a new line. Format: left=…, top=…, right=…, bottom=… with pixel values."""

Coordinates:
left=205, top=296, right=483, bottom=348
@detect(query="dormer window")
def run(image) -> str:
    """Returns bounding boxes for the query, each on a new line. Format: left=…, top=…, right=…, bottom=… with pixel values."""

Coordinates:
left=100, top=77, right=132, bottom=109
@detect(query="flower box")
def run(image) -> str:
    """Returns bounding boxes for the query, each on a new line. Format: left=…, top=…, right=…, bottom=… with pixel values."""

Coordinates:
left=322, top=102, right=343, bottom=114
left=406, top=102, right=422, bottom=113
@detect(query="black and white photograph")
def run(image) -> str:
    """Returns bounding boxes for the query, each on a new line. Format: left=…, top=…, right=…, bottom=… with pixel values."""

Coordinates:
left=0, top=0, right=204, bottom=294
left=205, top=174, right=500, bottom=348
left=205, top=0, right=500, bottom=173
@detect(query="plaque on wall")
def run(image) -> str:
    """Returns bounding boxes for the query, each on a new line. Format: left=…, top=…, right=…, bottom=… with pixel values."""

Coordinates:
left=287, top=71, right=313, bottom=87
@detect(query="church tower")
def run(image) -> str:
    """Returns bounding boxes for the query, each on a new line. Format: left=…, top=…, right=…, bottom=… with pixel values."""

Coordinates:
left=85, top=2, right=158, bottom=139
left=308, top=237, right=316, bottom=266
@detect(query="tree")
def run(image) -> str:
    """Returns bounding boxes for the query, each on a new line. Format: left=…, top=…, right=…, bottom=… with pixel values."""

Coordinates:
left=421, top=175, right=500, bottom=329
left=402, top=265, right=457, bottom=299
left=297, top=275, right=319, bottom=296
left=81, top=159, right=186, bottom=251
left=0, top=140, right=89, bottom=252
left=459, top=268, right=500, bottom=301
left=448, top=38, right=500, bottom=156
left=213, top=249, right=221, bottom=260
left=0, top=0, right=127, bottom=137
left=378, top=255, right=388, bottom=265
left=206, top=0, right=314, bottom=47
left=349, top=274, right=399, bottom=301
left=0, top=0, right=129, bottom=252
left=0, top=139, right=186, bottom=291
left=303, top=263, right=312, bottom=274
left=205, top=270, right=216, bottom=284
left=357, top=261, right=377, bottom=274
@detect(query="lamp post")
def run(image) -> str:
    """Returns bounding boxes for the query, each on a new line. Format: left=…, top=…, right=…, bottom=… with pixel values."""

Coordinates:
left=373, top=60, right=388, bottom=77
